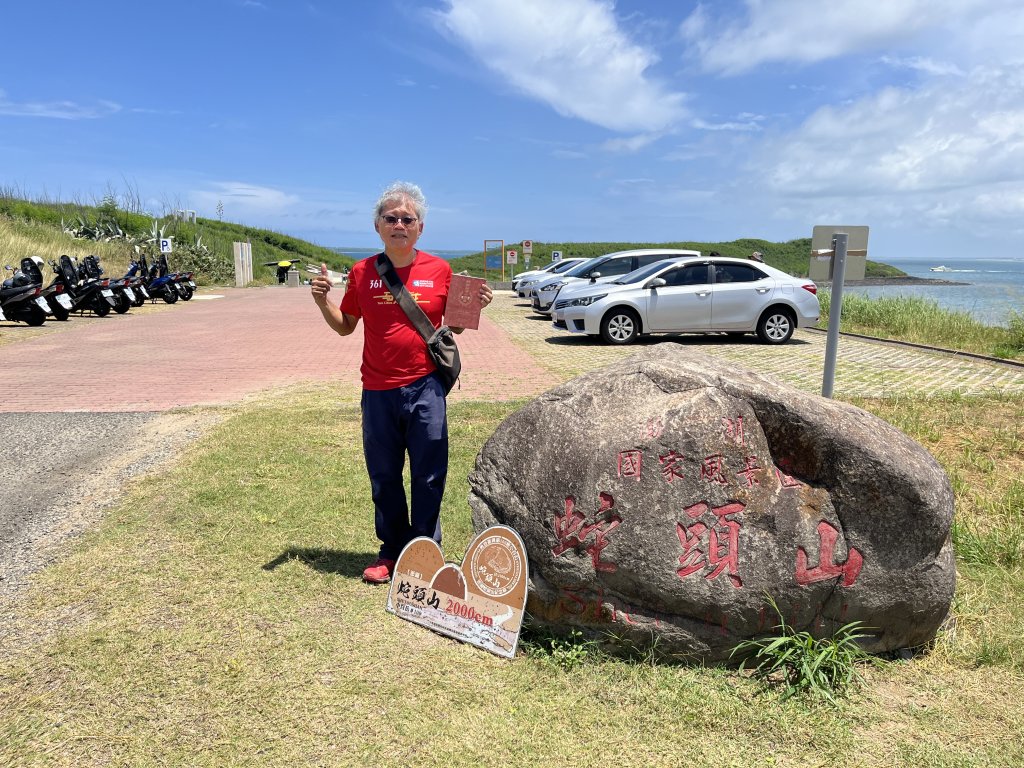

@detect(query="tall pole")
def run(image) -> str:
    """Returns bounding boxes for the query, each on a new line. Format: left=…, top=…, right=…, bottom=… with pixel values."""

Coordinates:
left=821, top=232, right=848, bottom=398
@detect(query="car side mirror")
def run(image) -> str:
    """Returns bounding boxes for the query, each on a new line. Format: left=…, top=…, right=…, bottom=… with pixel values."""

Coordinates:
left=645, top=277, right=667, bottom=289
left=589, top=272, right=602, bottom=283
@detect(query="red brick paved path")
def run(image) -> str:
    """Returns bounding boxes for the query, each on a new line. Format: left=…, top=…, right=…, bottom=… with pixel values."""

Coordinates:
left=0, top=287, right=558, bottom=413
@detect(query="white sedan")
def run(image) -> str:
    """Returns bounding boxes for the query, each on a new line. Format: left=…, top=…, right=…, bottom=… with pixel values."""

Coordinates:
left=553, top=257, right=820, bottom=345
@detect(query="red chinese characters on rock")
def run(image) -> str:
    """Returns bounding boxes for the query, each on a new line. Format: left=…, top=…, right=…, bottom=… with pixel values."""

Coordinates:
left=723, top=416, right=746, bottom=447
left=736, top=455, right=762, bottom=487
left=618, top=449, right=643, bottom=481
left=700, top=454, right=729, bottom=485
left=795, top=521, right=864, bottom=587
left=676, top=501, right=745, bottom=588
left=552, top=492, right=622, bottom=573
left=774, top=456, right=802, bottom=490
left=658, top=450, right=687, bottom=483
left=642, top=417, right=665, bottom=440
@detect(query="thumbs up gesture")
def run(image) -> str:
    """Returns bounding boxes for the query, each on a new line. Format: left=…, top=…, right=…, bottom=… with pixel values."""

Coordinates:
left=311, top=262, right=333, bottom=306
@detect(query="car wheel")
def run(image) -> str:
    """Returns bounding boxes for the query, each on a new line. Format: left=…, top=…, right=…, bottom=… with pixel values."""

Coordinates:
left=756, top=308, right=795, bottom=344
left=600, top=308, right=640, bottom=344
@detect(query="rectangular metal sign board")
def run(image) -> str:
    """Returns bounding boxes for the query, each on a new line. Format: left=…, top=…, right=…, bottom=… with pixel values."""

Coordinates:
left=386, top=525, right=529, bottom=659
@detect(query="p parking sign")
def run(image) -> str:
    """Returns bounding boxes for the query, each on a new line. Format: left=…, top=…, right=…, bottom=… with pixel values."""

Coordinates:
left=160, top=238, right=173, bottom=254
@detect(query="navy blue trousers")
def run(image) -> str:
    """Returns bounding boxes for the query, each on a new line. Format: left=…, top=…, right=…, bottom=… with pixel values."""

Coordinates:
left=361, top=372, right=448, bottom=560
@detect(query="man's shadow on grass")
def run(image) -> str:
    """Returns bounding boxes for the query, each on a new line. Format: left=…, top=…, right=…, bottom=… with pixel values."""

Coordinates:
left=262, top=548, right=373, bottom=579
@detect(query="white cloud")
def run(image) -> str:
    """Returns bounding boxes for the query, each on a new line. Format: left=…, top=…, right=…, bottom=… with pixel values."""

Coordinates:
left=601, top=133, right=663, bottom=153
left=879, top=56, right=965, bottom=77
left=435, top=0, right=687, bottom=132
left=0, top=89, right=121, bottom=120
left=754, top=63, right=1024, bottom=234
left=190, top=182, right=301, bottom=218
left=681, top=0, right=1012, bottom=75
left=691, top=116, right=762, bottom=132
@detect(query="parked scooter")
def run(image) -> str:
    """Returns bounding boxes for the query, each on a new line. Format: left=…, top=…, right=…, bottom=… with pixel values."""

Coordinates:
left=79, top=255, right=136, bottom=314
left=20, top=256, right=75, bottom=321
left=45, top=256, right=107, bottom=319
left=124, top=258, right=153, bottom=307
left=0, top=258, right=50, bottom=326
left=135, top=254, right=179, bottom=304
left=155, top=254, right=194, bottom=301
left=69, top=255, right=119, bottom=317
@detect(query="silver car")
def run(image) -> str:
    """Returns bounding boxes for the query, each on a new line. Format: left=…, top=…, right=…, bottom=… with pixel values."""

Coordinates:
left=512, top=257, right=586, bottom=297
left=554, top=257, right=820, bottom=345
left=530, top=249, right=701, bottom=315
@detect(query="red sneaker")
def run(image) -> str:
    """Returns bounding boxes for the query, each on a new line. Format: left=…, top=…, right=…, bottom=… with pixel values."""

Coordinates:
left=362, top=558, right=396, bottom=584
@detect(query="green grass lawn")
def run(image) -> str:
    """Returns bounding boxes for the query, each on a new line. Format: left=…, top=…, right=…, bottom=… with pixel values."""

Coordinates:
left=1, top=386, right=1022, bottom=767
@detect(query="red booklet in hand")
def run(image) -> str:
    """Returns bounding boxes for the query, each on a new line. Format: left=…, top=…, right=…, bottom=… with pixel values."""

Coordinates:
left=445, top=274, right=486, bottom=330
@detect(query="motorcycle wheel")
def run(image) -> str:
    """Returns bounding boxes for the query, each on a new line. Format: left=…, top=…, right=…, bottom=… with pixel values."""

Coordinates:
left=51, top=306, right=70, bottom=321
left=113, top=294, right=131, bottom=314
left=162, top=287, right=178, bottom=304
left=133, top=292, right=147, bottom=307
left=26, top=305, right=47, bottom=326
left=92, top=298, right=111, bottom=317
left=180, top=285, right=194, bottom=301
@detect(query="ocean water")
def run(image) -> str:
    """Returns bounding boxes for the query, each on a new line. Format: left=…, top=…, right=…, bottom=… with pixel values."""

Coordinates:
left=331, top=246, right=477, bottom=261
left=843, top=256, right=1024, bottom=327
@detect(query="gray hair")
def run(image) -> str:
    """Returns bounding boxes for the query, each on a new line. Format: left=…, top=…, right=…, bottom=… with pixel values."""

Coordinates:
left=374, top=181, right=427, bottom=221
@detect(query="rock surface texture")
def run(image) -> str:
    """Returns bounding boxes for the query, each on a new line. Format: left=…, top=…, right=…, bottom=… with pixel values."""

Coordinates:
left=468, top=347, right=955, bottom=662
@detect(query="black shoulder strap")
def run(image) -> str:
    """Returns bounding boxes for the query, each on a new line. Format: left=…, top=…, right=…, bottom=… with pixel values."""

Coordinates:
left=374, top=253, right=439, bottom=342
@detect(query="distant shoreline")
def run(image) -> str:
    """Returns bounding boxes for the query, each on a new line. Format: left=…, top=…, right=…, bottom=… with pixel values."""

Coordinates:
left=816, top=275, right=970, bottom=287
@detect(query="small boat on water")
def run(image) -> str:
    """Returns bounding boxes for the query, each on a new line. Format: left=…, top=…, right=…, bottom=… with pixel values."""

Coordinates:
left=930, top=265, right=952, bottom=272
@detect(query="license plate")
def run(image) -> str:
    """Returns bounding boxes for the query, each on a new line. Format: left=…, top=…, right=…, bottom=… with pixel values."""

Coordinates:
left=140, top=287, right=150, bottom=298
left=123, top=288, right=136, bottom=302
left=56, top=294, right=74, bottom=310
left=35, top=296, right=51, bottom=312
left=0, top=307, right=6, bottom=321
left=188, top=280, right=196, bottom=288
left=101, top=289, right=114, bottom=298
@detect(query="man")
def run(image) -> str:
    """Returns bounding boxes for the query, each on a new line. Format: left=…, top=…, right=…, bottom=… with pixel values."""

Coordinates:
left=310, top=181, right=492, bottom=584
left=750, top=251, right=765, bottom=263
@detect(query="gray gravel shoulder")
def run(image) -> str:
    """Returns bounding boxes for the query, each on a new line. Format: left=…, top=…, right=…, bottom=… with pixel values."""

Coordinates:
left=0, top=410, right=224, bottom=603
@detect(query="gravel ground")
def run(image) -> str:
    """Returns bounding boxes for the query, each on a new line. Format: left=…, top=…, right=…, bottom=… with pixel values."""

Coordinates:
left=0, top=410, right=223, bottom=604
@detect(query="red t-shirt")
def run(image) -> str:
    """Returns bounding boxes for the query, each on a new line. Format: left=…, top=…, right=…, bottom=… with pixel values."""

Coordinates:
left=339, top=251, right=452, bottom=390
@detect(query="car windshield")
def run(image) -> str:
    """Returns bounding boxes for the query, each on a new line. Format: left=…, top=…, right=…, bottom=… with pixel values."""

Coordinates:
left=611, top=260, right=684, bottom=285
left=562, top=257, right=602, bottom=278
left=549, top=259, right=579, bottom=274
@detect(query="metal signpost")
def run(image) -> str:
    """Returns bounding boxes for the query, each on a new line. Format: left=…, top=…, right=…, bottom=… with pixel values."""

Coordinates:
left=814, top=225, right=870, bottom=398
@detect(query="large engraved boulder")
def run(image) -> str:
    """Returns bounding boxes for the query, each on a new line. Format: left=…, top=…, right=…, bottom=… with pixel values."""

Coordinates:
left=468, top=348, right=955, bottom=662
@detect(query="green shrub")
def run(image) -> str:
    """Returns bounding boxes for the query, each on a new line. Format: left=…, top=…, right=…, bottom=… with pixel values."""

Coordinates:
left=731, top=597, right=877, bottom=703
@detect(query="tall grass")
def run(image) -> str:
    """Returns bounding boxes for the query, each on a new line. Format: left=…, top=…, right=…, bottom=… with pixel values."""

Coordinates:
left=0, top=190, right=349, bottom=285
left=0, top=217, right=136, bottom=280
left=820, top=291, right=1024, bottom=360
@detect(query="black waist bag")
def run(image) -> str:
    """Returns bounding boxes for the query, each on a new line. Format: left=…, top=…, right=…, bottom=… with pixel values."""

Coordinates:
left=375, top=254, right=462, bottom=394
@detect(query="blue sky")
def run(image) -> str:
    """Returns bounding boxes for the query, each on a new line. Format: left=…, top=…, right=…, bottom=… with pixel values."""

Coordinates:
left=3, top=1, right=1024, bottom=261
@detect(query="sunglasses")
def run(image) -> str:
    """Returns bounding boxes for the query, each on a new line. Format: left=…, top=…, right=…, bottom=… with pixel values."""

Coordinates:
left=380, top=215, right=418, bottom=226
